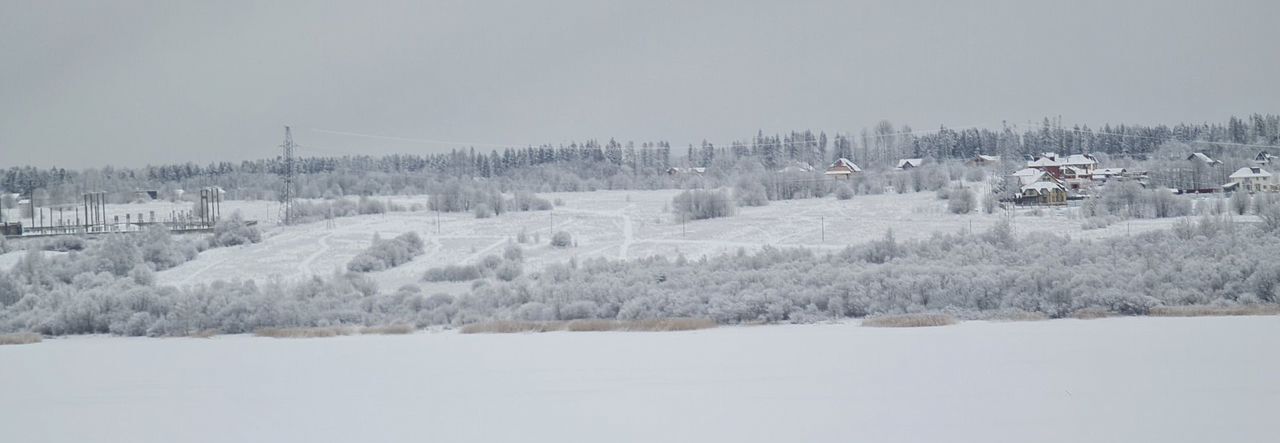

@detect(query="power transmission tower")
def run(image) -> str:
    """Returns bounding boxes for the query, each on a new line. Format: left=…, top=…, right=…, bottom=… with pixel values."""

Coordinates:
left=280, top=126, right=297, bottom=225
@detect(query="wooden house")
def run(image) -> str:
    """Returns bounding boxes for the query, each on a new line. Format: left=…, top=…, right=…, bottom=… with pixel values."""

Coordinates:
left=895, top=158, right=925, bottom=170
left=824, top=158, right=862, bottom=179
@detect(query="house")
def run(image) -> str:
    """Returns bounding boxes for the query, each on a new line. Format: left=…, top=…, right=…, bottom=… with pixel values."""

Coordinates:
left=1256, top=150, right=1276, bottom=165
left=1026, top=155, right=1063, bottom=178
left=967, top=154, right=1001, bottom=166
left=776, top=161, right=815, bottom=174
left=895, top=158, right=925, bottom=170
left=1187, top=152, right=1222, bottom=166
left=1061, top=166, right=1094, bottom=190
left=824, top=158, right=862, bottom=179
left=666, top=167, right=707, bottom=175
left=134, top=190, right=159, bottom=200
left=1060, top=154, right=1098, bottom=173
left=1092, top=168, right=1127, bottom=181
left=1019, top=180, right=1068, bottom=205
left=1227, top=167, right=1278, bottom=193
left=1011, top=168, right=1051, bottom=186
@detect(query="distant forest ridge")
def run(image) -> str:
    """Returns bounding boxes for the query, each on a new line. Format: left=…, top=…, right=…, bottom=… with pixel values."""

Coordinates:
left=3, top=114, right=1279, bottom=197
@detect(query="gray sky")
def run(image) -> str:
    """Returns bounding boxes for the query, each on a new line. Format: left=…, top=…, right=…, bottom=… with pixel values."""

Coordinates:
left=2, top=0, right=1278, bottom=168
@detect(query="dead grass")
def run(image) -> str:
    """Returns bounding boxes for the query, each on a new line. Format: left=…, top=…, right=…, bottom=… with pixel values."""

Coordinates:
left=1070, top=307, right=1114, bottom=319
left=861, top=313, right=957, bottom=328
left=1150, top=304, right=1280, bottom=317
left=254, top=326, right=358, bottom=338
left=360, top=324, right=416, bottom=335
left=460, top=321, right=567, bottom=334
left=0, top=332, right=42, bottom=345
left=462, top=318, right=718, bottom=334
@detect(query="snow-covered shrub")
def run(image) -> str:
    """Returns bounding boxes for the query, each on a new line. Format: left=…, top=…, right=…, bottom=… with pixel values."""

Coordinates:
left=358, top=196, right=387, bottom=215
left=834, top=183, right=854, bottom=200
left=210, top=212, right=261, bottom=247
left=947, top=188, right=975, bottom=214
left=981, top=192, right=998, bottom=214
left=139, top=226, right=197, bottom=270
left=502, top=243, right=523, bottom=262
left=422, top=264, right=482, bottom=282
left=672, top=189, right=735, bottom=221
left=1231, top=191, right=1250, bottom=215
left=473, top=203, right=493, bottom=219
left=734, top=180, right=769, bottom=206
left=551, top=231, right=573, bottom=248
left=494, top=262, right=522, bottom=281
left=347, top=232, right=425, bottom=272
left=559, top=300, right=599, bottom=320
left=42, top=236, right=86, bottom=252
left=509, top=191, right=552, bottom=211
left=1081, top=216, right=1116, bottom=231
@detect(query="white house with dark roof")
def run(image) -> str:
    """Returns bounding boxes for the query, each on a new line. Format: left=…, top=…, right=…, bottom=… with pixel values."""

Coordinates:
left=1256, top=150, right=1275, bottom=165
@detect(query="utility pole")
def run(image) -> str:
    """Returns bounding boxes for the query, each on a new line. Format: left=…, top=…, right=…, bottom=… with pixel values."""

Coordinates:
left=821, top=216, right=825, bottom=242
left=280, top=126, right=297, bottom=225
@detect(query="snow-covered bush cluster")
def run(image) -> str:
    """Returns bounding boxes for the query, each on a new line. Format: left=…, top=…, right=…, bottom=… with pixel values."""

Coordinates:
left=550, top=231, right=573, bottom=248
left=289, top=196, right=405, bottom=224
left=946, top=187, right=976, bottom=214
left=672, top=189, right=735, bottom=221
left=346, top=232, right=425, bottom=272
left=210, top=213, right=263, bottom=247
left=422, top=243, right=523, bottom=282
left=5, top=215, right=1280, bottom=337
left=454, top=217, right=1280, bottom=323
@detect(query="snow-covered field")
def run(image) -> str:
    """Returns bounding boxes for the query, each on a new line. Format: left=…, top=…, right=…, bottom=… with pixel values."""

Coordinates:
left=2, top=316, right=1276, bottom=443
left=114, top=189, right=1189, bottom=291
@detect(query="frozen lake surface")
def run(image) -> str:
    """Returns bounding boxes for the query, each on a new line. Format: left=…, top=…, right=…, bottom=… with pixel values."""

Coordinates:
left=2, top=316, right=1277, bottom=443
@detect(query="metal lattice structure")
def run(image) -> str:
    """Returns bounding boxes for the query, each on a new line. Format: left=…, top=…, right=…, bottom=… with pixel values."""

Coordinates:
left=280, top=126, right=297, bottom=225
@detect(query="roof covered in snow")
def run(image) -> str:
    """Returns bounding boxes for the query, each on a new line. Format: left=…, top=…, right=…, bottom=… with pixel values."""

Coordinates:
left=1229, top=167, right=1272, bottom=179
left=1021, top=181, right=1066, bottom=194
left=825, top=158, right=862, bottom=174
left=1187, top=152, right=1222, bottom=165
left=896, top=158, right=925, bottom=169
left=1060, top=154, right=1097, bottom=166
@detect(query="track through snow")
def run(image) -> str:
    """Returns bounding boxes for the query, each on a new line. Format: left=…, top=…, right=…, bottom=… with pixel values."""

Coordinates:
left=298, top=231, right=335, bottom=275
left=2, top=316, right=1277, bottom=443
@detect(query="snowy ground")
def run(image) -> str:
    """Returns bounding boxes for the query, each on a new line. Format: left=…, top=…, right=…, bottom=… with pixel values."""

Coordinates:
left=2, top=316, right=1276, bottom=443
left=100, top=189, right=1194, bottom=291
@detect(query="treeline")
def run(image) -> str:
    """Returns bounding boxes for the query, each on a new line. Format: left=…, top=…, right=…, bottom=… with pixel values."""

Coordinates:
left=6, top=115, right=1279, bottom=204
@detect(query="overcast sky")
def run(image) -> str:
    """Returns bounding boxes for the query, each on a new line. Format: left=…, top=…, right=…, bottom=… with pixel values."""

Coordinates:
left=2, top=0, right=1277, bottom=168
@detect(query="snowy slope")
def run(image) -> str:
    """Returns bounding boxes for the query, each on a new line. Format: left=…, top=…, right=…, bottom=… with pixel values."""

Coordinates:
left=150, top=189, right=1194, bottom=291
left=1, top=316, right=1276, bottom=443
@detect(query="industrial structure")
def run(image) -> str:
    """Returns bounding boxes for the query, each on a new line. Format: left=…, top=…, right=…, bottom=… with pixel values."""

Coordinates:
left=1, top=187, right=225, bottom=239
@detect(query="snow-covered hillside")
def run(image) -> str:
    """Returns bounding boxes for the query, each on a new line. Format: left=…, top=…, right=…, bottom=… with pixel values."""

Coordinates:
left=148, top=189, right=1191, bottom=290
left=2, top=316, right=1275, bottom=443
